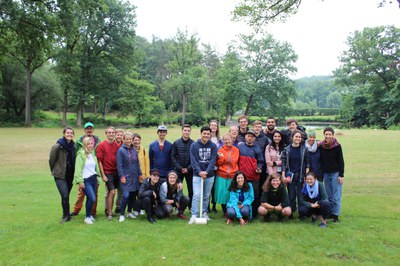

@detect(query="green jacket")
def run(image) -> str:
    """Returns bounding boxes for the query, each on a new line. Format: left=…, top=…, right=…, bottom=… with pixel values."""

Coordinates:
left=75, top=135, right=100, bottom=154
left=74, top=149, right=100, bottom=184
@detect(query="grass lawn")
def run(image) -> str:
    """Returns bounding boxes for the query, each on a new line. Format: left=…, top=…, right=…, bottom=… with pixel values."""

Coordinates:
left=0, top=127, right=399, bottom=265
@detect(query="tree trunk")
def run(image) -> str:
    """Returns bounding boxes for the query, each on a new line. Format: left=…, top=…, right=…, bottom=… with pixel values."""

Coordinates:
left=62, top=87, right=68, bottom=127
left=181, top=91, right=188, bottom=125
left=25, top=64, right=32, bottom=127
left=244, top=93, right=253, bottom=116
left=77, top=99, right=83, bottom=127
left=102, top=102, right=108, bottom=120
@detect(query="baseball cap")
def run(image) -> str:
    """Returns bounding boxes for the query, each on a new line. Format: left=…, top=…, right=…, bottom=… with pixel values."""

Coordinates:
left=157, top=125, right=167, bottom=131
left=150, top=169, right=160, bottom=176
left=84, top=122, right=94, bottom=129
left=246, top=129, right=257, bottom=137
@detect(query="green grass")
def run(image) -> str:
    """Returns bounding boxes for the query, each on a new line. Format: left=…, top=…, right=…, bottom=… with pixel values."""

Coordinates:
left=0, top=128, right=399, bottom=265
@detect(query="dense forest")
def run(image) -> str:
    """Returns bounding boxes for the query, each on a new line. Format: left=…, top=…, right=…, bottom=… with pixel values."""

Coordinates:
left=1, top=0, right=399, bottom=128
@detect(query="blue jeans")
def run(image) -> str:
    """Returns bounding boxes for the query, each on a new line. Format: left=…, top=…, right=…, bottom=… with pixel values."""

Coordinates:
left=324, top=171, right=342, bottom=216
left=191, top=176, right=214, bottom=217
left=83, top=175, right=98, bottom=218
left=226, top=205, right=250, bottom=220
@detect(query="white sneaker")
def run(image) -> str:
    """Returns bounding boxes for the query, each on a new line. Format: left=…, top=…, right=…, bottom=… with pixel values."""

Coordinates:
left=90, top=215, right=95, bottom=222
left=140, top=210, right=145, bottom=215
left=202, top=212, right=211, bottom=221
left=119, top=215, right=125, bottom=222
left=133, top=211, right=139, bottom=216
left=188, top=215, right=197, bottom=224
left=127, top=213, right=137, bottom=219
left=84, top=217, right=93, bottom=225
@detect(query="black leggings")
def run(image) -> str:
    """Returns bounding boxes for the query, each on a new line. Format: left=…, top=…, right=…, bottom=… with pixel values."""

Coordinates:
left=55, top=176, right=73, bottom=217
left=140, top=196, right=164, bottom=218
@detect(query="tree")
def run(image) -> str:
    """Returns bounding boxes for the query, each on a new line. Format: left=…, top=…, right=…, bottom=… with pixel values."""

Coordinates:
left=164, top=30, right=206, bottom=125
left=233, top=0, right=400, bottom=29
left=334, top=25, right=400, bottom=127
left=237, top=34, right=297, bottom=115
left=0, top=1, right=56, bottom=127
left=214, top=48, right=247, bottom=124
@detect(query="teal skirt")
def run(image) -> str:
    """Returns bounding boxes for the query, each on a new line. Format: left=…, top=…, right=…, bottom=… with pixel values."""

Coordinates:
left=214, top=176, right=233, bottom=204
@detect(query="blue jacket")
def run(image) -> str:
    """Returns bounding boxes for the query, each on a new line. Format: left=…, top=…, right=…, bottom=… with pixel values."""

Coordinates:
left=227, top=183, right=254, bottom=219
left=149, top=140, right=172, bottom=177
left=117, top=144, right=142, bottom=192
left=190, top=139, right=217, bottom=178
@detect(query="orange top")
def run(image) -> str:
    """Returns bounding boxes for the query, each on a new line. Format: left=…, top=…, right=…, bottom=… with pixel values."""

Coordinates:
left=216, top=145, right=240, bottom=179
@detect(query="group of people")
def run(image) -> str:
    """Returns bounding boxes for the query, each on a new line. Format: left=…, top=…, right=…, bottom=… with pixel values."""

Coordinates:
left=49, top=116, right=344, bottom=228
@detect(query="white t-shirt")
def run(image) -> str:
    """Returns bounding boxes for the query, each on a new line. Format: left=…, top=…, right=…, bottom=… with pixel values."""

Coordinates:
left=83, top=154, right=97, bottom=179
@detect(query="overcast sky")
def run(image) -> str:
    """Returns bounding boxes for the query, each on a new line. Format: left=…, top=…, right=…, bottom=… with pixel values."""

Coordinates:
left=130, top=0, right=400, bottom=79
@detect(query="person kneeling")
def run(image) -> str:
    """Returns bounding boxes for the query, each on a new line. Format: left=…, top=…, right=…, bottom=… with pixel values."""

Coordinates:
left=138, top=169, right=163, bottom=223
left=258, top=173, right=292, bottom=222
left=226, top=171, right=254, bottom=226
left=159, top=171, right=190, bottom=220
left=298, top=172, right=331, bottom=228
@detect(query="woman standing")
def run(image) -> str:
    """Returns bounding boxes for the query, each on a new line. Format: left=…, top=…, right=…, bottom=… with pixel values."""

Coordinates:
left=298, top=172, right=330, bottom=227
left=117, top=131, right=142, bottom=222
left=74, top=137, right=100, bottom=225
left=305, top=131, right=323, bottom=181
left=265, top=131, right=285, bottom=176
left=159, top=171, right=190, bottom=220
left=258, top=173, right=291, bottom=222
left=281, top=130, right=310, bottom=219
left=49, top=127, right=76, bottom=223
left=320, top=127, right=344, bottom=223
left=133, top=133, right=150, bottom=181
left=214, top=133, right=240, bottom=218
left=226, top=171, right=254, bottom=225
left=209, top=119, right=221, bottom=213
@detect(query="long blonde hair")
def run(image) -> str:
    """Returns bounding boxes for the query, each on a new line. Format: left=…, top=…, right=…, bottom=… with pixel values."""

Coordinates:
left=82, top=137, right=92, bottom=157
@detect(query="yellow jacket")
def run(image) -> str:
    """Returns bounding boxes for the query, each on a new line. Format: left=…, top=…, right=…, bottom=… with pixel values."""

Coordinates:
left=137, top=146, right=150, bottom=179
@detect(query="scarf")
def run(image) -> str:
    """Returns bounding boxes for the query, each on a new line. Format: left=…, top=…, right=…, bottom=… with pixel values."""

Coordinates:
left=57, top=137, right=75, bottom=175
left=320, top=137, right=340, bottom=150
left=305, top=140, right=318, bottom=153
left=302, top=180, right=319, bottom=199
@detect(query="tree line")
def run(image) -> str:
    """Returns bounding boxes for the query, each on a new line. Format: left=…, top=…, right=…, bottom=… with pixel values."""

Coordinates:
left=1, top=0, right=399, bottom=128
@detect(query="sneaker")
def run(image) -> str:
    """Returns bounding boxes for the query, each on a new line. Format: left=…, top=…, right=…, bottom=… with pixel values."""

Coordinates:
left=59, top=215, right=71, bottom=224
left=264, top=213, right=271, bottom=223
left=140, top=210, right=145, bottom=215
left=70, top=212, right=78, bottom=216
left=319, top=222, right=327, bottom=228
left=119, top=215, right=125, bottom=222
left=147, top=216, right=156, bottom=223
left=311, top=215, right=317, bottom=223
left=89, top=215, right=95, bottom=222
left=188, top=215, right=196, bottom=224
left=333, top=215, right=339, bottom=223
left=202, top=212, right=211, bottom=221
left=177, top=213, right=187, bottom=220
left=84, top=217, right=93, bottom=225
left=107, top=215, right=113, bottom=221
left=115, top=207, right=121, bottom=214
left=127, top=213, right=137, bottom=219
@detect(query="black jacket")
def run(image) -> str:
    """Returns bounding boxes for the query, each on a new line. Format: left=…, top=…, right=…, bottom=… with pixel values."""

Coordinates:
left=138, top=178, right=162, bottom=203
left=171, top=137, right=194, bottom=172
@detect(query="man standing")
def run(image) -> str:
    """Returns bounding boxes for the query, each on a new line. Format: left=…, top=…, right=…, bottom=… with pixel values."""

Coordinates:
left=252, top=120, right=268, bottom=198
left=171, top=124, right=195, bottom=209
left=70, top=122, right=101, bottom=216
left=237, top=115, right=249, bottom=143
left=96, top=126, right=120, bottom=220
left=149, top=125, right=172, bottom=183
left=264, top=116, right=277, bottom=144
left=238, top=130, right=264, bottom=218
left=282, top=118, right=307, bottom=146
left=188, top=126, right=218, bottom=224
